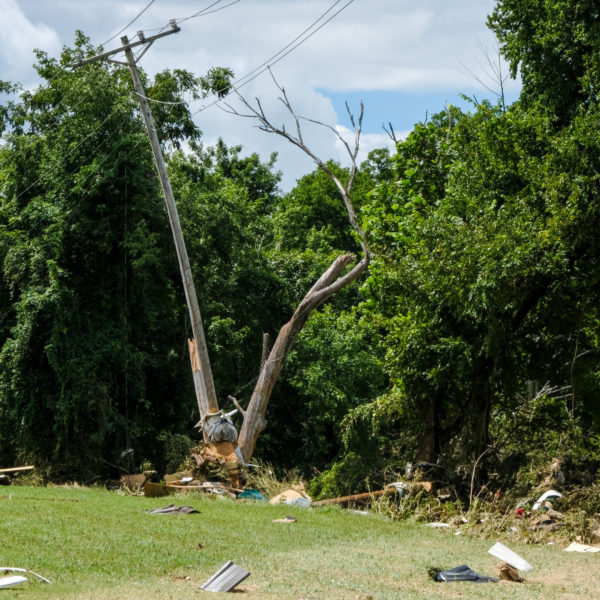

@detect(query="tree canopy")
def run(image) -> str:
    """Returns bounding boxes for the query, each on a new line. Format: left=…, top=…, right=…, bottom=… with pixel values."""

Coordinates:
left=1, top=1, right=600, bottom=498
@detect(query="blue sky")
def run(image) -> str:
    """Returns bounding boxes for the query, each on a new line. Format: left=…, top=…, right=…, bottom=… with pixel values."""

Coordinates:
left=1, top=0, right=521, bottom=190
left=321, top=88, right=521, bottom=134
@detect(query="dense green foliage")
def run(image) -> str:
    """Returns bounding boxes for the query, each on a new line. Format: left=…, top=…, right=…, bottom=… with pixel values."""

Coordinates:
left=0, top=36, right=189, bottom=477
left=0, top=36, right=278, bottom=478
left=489, top=0, right=600, bottom=123
left=2, top=1, right=600, bottom=499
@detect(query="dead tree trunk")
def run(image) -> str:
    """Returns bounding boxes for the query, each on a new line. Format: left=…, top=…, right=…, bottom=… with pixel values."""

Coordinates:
left=238, top=253, right=369, bottom=461
left=225, top=71, right=371, bottom=462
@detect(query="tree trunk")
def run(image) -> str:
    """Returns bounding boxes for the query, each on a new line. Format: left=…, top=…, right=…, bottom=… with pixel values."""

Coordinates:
left=238, top=252, right=369, bottom=462
left=415, top=396, right=441, bottom=463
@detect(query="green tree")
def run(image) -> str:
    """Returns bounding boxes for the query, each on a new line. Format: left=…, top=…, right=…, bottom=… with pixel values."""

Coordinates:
left=0, top=35, right=225, bottom=477
left=357, top=96, right=600, bottom=476
left=489, top=0, right=600, bottom=123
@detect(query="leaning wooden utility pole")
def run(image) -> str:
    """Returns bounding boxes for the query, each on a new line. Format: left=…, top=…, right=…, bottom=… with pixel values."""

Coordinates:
left=74, top=22, right=231, bottom=439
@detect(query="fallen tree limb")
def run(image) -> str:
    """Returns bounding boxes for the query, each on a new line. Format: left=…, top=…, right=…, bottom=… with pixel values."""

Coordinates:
left=311, top=489, right=394, bottom=507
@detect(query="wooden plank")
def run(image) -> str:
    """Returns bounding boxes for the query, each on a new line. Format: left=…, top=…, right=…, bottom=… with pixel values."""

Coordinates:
left=166, top=483, right=243, bottom=494
left=311, top=489, right=391, bottom=507
left=0, top=466, right=35, bottom=474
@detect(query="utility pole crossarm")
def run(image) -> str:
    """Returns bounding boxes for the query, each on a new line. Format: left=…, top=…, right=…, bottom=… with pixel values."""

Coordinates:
left=73, top=21, right=181, bottom=67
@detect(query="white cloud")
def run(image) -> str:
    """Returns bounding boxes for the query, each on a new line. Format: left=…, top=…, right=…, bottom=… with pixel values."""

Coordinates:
left=8, top=0, right=519, bottom=190
left=0, top=0, right=60, bottom=86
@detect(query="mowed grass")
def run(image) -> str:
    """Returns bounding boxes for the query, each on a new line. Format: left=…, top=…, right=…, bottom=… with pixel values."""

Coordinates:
left=0, top=485, right=598, bottom=599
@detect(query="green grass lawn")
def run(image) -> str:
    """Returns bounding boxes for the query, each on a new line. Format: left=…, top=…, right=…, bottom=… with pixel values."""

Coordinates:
left=0, top=485, right=597, bottom=599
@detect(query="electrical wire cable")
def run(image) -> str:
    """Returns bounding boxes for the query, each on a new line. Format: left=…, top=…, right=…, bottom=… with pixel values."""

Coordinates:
left=9, top=0, right=355, bottom=200
left=133, top=0, right=354, bottom=118
left=176, top=0, right=231, bottom=23
left=182, top=0, right=240, bottom=20
left=190, top=0, right=356, bottom=115
left=100, top=0, right=158, bottom=48
left=139, top=0, right=239, bottom=35
left=13, top=106, right=131, bottom=203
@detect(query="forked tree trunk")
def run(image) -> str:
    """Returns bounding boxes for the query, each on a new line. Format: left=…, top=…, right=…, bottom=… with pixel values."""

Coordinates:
left=237, top=252, right=369, bottom=462
left=225, top=75, right=371, bottom=461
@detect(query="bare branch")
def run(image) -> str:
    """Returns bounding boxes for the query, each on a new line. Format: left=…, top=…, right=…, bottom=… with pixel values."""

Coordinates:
left=458, top=42, right=510, bottom=111
left=228, top=395, right=246, bottom=417
left=383, top=121, right=399, bottom=145
left=226, top=72, right=370, bottom=257
left=229, top=70, right=374, bottom=461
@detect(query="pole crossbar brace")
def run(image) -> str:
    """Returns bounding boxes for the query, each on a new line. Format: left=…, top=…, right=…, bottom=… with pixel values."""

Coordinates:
left=73, top=21, right=180, bottom=67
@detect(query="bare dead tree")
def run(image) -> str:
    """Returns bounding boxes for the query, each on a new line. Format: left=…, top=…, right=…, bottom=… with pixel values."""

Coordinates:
left=383, top=121, right=400, bottom=145
left=222, top=71, right=371, bottom=461
left=459, top=42, right=510, bottom=112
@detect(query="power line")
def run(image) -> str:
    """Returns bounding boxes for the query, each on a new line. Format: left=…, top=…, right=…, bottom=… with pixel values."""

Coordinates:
left=191, top=0, right=356, bottom=115
left=140, top=0, right=240, bottom=35
left=9, top=0, right=356, bottom=193
left=13, top=106, right=130, bottom=203
left=100, top=0, right=158, bottom=48
left=176, top=0, right=238, bottom=23
left=135, top=0, right=355, bottom=116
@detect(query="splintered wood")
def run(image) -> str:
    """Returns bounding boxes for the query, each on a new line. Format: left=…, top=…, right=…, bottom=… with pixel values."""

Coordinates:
left=179, top=442, right=243, bottom=489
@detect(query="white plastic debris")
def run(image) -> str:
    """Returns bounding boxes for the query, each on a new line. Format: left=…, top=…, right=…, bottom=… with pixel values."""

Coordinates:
left=0, top=576, right=27, bottom=589
left=565, top=542, right=600, bottom=553
left=488, top=542, right=533, bottom=572
left=387, top=482, right=408, bottom=496
left=532, top=490, right=562, bottom=510
left=0, top=568, right=50, bottom=583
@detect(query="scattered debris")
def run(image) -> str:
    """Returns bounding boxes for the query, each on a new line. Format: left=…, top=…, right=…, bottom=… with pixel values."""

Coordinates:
left=272, top=516, right=297, bottom=523
left=237, top=489, right=267, bottom=502
left=565, top=542, right=600, bottom=553
left=0, top=567, right=51, bottom=583
left=0, top=466, right=34, bottom=487
left=189, top=442, right=243, bottom=488
left=528, top=504, right=567, bottom=531
left=0, top=576, right=27, bottom=589
left=488, top=542, right=533, bottom=576
left=200, top=560, right=250, bottom=593
left=270, top=489, right=311, bottom=506
left=426, top=522, right=452, bottom=529
left=166, top=481, right=239, bottom=498
left=542, top=457, right=565, bottom=486
left=532, top=490, right=562, bottom=510
left=431, top=565, right=498, bottom=583
left=386, top=482, right=408, bottom=496
left=415, top=481, right=438, bottom=494
left=311, top=489, right=396, bottom=508
left=498, top=563, right=523, bottom=582
left=146, top=504, right=199, bottom=515
left=120, top=473, right=146, bottom=492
